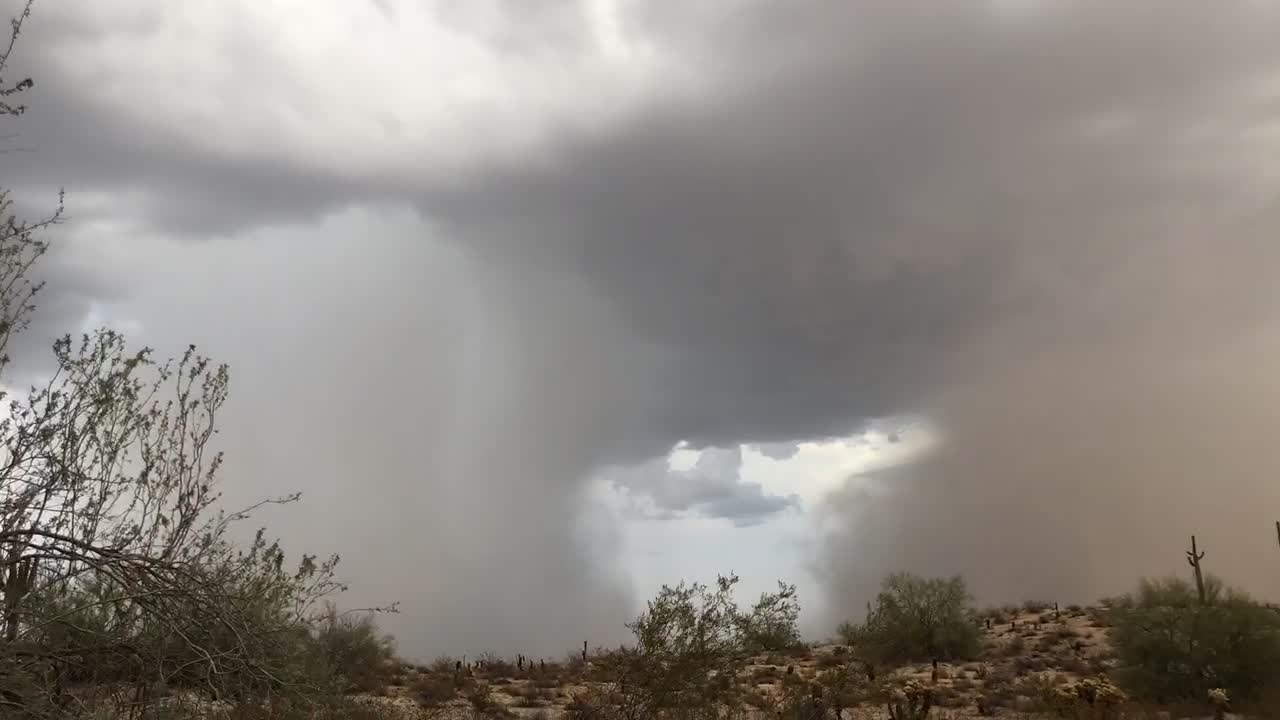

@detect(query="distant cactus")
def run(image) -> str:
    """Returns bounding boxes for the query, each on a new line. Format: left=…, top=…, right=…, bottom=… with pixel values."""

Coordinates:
left=1186, top=535, right=1207, bottom=605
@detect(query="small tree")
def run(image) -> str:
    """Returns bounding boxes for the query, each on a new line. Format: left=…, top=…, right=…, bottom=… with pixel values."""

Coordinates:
left=739, top=581, right=802, bottom=652
left=586, top=574, right=802, bottom=720
left=607, top=574, right=746, bottom=719
left=0, top=5, right=389, bottom=714
left=311, top=604, right=398, bottom=694
left=1110, top=575, right=1280, bottom=703
left=840, top=572, right=980, bottom=665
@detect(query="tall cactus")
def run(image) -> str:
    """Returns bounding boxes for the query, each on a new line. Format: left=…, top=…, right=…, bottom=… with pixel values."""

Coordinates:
left=1186, top=535, right=1207, bottom=606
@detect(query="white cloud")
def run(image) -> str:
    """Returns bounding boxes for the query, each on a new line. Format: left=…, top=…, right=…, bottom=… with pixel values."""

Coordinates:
left=34, top=1, right=682, bottom=176
left=602, top=423, right=936, bottom=636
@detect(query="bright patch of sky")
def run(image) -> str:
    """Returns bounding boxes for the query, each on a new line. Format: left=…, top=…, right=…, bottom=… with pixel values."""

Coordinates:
left=595, top=420, right=935, bottom=639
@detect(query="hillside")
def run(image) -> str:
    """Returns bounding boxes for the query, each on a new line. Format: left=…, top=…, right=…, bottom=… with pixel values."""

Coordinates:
left=341, top=603, right=1254, bottom=719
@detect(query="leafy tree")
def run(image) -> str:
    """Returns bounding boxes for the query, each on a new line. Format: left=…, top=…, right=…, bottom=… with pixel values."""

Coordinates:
left=739, top=580, right=802, bottom=652
left=583, top=574, right=803, bottom=720
left=839, top=573, right=980, bottom=664
left=311, top=604, right=399, bottom=694
left=1110, top=575, right=1280, bottom=703
left=0, top=5, right=393, bottom=714
left=612, top=574, right=746, bottom=719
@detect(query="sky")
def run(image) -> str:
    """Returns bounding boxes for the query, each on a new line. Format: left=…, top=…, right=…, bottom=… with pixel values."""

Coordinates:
left=5, top=0, right=1280, bottom=660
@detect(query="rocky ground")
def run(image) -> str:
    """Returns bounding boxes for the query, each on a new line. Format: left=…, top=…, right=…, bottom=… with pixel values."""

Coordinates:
left=352, top=604, right=1249, bottom=719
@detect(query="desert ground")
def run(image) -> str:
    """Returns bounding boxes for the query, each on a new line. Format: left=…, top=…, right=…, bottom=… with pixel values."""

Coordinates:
left=339, top=604, right=1250, bottom=720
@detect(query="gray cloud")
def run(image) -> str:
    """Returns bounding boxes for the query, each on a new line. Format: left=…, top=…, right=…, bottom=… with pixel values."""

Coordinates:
left=420, top=0, right=1280, bottom=624
left=604, top=445, right=799, bottom=527
left=7, top=0, right=1280, bottom=653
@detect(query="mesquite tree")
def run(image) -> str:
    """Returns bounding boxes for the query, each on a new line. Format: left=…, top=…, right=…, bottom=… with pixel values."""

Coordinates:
left=0, top=5, right=363, bottom=715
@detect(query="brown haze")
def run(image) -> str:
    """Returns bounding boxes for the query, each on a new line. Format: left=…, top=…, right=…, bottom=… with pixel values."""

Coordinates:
left=818, top=239, right=1280, bottom=622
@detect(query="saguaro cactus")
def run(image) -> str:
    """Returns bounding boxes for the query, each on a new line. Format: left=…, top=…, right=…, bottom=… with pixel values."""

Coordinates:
left=1186, top=535, right=1207, bottom=605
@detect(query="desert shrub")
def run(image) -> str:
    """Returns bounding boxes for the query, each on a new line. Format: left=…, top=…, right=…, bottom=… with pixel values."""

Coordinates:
left=413, top=673, right=465, bottom=707
left=816, top=652, right=844, bottom=670
left=770, top=672, right=822, bottom=720
left=1109, top=575, right=1280, bottom=703
left=876, top=680, right=934, bottom=720
left=1055, top=652, right=1089, bottom=675
left=739, top=581, right=803, bottom=652
left=0, top=10, right=390, bottom=716
left=510, top=683, right=555, bottom=707
left=839, top=573, right=981, bottom=665
left=566, top=687, right=623, bottom=720
left=1013, top=654, right=1049, bottom=675
left=770, top=667, right=864, bottom=719
left=1053, top=626, right=1080, bottom=641
left=1000, top=635, right=1026, bottom=658
left=532, top=673, right=560, bottom=689
left=1041, top=676, right=1127, bottom=719
left=751, top=665, right=781, bottom=684
left=605, top=574, right=747, bottom=718
left=819, top=665, right=866, bottom=713
left=742, top=686, right=769, bottom=709
left=590, top=572, right=806, bottom=719
left=477, top=652, right=516, bottom=679
left=310, top=605, right=398, bottom=693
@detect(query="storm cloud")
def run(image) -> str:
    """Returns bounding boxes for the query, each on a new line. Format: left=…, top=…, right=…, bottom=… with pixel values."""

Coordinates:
left=5, top=0, right=1280, bottom=654
left=602, top=445, right=800, bottom=527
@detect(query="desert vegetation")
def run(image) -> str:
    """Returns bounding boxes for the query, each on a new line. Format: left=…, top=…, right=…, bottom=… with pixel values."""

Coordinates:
left=5, top=3, right=1280, bottom=719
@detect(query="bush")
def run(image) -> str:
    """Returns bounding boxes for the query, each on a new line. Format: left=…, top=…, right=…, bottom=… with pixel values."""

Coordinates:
left=412, top=673, right=465, bottom=707
left=0, top=10, right=391, bottom=716
left=739, top=582, right=803, bottom=652
left=589, top=572, right=804, bottom=719
left=609, top=574, right=747, bottom=717
left=311, top=606, right=398, bottom=693
left=1109, top=575, right=1280, bottom=703
left=839, top=573, right=981, bottom=665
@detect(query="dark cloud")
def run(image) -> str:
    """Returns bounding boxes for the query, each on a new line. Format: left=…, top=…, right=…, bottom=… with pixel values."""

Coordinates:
left=604, top=446, right=799, bottom=527
left=424, top=0, right=1280, bottom=450
left=418, top=0, right=1280, bottom=622
left=7, top=0, right=1280, bottom=654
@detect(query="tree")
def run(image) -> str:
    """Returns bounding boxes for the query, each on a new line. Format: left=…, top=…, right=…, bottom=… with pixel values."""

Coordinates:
left=839, top=572, right=980, bottom=665
left=1110, top=575, right=1280, bottom=703
left=0, top=5, right=390, bottom=714
left=739, top=580, right=802, bottom=652
left=610, top=574, right=747, bottom=719
left=580, top=574, right=802, bottom=720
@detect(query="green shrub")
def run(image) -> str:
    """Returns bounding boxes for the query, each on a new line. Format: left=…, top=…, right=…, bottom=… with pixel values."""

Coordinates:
left=739, top=582, right=803, bottom=652
left=839, top=573, right=981, bottom=665
left=311, top=605, right=398, bottom=693
left=1110, top=575, right=1280, bottom=703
